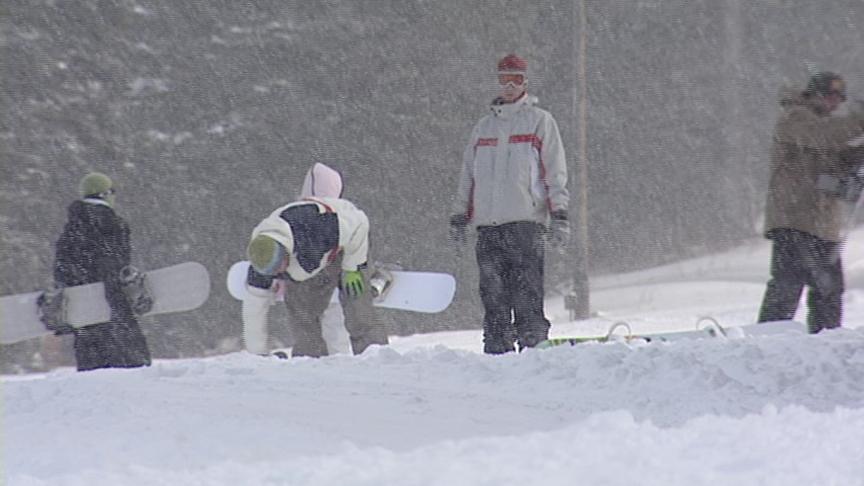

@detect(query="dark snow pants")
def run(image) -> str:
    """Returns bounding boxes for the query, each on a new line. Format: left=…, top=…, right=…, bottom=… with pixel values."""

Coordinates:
left=74, top=321, right=151, bottom=371
left=283, top=258, right=388, bottom=357
left=475, top=222, right=551, bottom=354
left=73, top=293, right=151, bottom=372
left=757, top=228, right=844, bottom=333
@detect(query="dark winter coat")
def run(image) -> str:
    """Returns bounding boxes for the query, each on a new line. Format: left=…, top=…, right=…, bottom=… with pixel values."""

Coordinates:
left=764, top=88, right=864, bottom=242
left=54, top=199, right=151, bottom=371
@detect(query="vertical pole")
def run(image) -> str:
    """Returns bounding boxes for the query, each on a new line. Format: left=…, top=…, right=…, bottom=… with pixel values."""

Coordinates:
left=723, top=0, right=750, bottom=236
left=566, top=0, right=591, bottom=320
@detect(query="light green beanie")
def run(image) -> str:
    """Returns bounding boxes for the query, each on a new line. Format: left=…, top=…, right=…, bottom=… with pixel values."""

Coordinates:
left=79, top=172, right=113, bottom=197
left=247, top=235, right=286, bottom=275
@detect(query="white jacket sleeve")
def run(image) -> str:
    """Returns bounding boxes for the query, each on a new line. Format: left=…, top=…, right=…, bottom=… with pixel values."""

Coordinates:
left=341, top=210, right=370, bottom=273
left=452, top=126, right=479, bottom=219
left=539, top=114, right=569, bottom=214
left=242, top=286, right=272, bottom=355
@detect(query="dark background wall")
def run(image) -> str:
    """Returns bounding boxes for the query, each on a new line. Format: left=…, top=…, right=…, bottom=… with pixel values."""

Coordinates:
left=2, top=0, right=862, bottom=371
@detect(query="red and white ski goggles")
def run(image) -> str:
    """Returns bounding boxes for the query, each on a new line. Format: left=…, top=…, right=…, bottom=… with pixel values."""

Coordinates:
left=498, top=73, right=526, bottom=87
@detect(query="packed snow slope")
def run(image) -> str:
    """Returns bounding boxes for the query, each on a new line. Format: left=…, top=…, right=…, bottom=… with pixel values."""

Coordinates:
left=5, top=231, right=864, bottom=486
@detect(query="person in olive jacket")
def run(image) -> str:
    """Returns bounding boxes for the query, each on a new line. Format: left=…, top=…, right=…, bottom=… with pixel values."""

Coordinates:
left=54, top=172, right=151, bottom=371
left=758, top=72, right=864, bottom=333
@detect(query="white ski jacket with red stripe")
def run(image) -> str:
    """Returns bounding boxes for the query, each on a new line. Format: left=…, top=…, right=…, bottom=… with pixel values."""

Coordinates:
left=452, top=94, right=569, bottom=227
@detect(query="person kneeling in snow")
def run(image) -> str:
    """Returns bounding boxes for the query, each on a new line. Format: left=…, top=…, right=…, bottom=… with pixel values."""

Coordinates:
left=242, top=165, right=388, bottom=357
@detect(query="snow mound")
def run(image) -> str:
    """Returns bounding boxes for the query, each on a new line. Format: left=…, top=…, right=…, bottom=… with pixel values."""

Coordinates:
left=5, top=329, right=864, bottom=485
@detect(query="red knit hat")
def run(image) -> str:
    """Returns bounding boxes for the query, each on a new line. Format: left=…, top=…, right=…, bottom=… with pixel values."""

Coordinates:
left=497, top=54, right=528, bottom=75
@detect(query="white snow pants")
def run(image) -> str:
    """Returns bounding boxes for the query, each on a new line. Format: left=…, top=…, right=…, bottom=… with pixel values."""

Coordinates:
left=242, top=288, right=351, bottom=356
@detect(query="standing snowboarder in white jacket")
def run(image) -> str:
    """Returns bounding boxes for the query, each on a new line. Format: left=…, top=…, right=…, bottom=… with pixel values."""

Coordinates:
left=449, top=54, right=570, bottom=354
left=242, top=164, right=387, bottom=357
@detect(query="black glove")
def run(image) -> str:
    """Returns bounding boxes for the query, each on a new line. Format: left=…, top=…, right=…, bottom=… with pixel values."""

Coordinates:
left=449, top=214, right=469, bottom=245
left=548, top=210, right=570, bottom=248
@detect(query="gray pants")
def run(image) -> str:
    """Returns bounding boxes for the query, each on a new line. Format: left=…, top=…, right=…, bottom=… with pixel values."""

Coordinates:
left=283, top=259, right=388, bottom=357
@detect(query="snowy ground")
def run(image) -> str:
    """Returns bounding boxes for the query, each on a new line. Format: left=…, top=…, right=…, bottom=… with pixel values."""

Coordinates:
left=5, top=232, right=864, bottom=485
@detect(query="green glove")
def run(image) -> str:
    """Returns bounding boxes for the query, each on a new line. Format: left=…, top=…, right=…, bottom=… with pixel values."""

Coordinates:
left=342, top=270, right=366, bottom=299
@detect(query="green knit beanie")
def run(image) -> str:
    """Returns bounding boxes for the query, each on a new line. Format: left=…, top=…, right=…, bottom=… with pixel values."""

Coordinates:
left=247, top=235, right=286, bottom=275
left=79, top=172, right=113, bottom=197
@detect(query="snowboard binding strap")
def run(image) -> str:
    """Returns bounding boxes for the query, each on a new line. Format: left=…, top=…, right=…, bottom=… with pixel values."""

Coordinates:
left=120, top=265, right=155, bottom=316
left=695, top=316, right=726, bottom=337
left=36, top=289, right=72, bottom=335
left=603, top=321, right=633, bottom=342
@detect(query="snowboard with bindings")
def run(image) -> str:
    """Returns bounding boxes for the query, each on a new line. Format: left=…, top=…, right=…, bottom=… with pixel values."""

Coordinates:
left=226, top=260, right=455, bottom=313
left=537, top=318, right=806, bottom=348
left=0, top=262, right=211, bottom=344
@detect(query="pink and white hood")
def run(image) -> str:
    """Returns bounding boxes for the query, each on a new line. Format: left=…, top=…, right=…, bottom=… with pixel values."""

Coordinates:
left=300, top=163, right=344, bottom=199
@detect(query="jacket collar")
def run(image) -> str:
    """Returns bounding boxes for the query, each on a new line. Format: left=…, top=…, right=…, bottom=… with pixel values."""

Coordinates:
left=82, top=197, right=112, bottom=208
left=490, top=93, right=537, bottom=118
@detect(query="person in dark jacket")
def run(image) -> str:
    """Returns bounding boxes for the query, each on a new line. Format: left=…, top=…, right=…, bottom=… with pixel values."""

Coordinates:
left=54, top=172, right=151, bottom=371
left=758, top=72, right=864, bottom=333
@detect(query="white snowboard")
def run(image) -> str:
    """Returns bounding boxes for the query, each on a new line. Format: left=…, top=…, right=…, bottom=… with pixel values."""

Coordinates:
left=639, top=319, right=807, bottom=342
left=0, top=262, right=210, bottom=344
left=539, top=319, right=807, bottom=348
left=227, top=260, right=455, bottom=314
left=725, top=320, right=808, bottom=337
